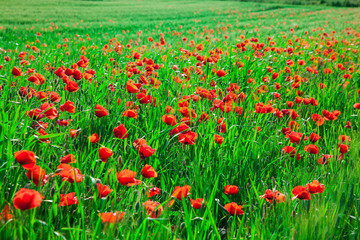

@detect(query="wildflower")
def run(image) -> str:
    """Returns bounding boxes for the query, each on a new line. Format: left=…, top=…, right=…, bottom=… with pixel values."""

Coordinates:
left=89, top=133, right=100, bottom=144
left=171, top=185, right=191, bottom=200
left=95, top=104, right=109, bottom=117
left=26, top=165, right=48, bottom=186
left=190, top=198, right=205, bottom=209
left=143, top=200, right=163, bottom=218
left=260, top=189, right=285, bottom=203
left=291, top=186, right=310, bottom=200
left=15, top=150, right=36, bottom=169
left=59, top=192, right=78, bottom=206
left=117, top=170, right=141, bottom=186
left=306, top=180, right=325, bottom=194
left=113, top=124, right=128, bottom=139
left=224, top=202, right=244, bottom=215
left=13, top=188, right=44, bottom=210
left=141, top=164, right=158, bottom=178
left=98, top=147, right=113, bottom=162
left=97, top=183, right=113, bottom=198
left=99, top=212, right=125, bottom=223
left=224, top=185, right=239, bottom=195
left=60, top=154, right=76, bottom=163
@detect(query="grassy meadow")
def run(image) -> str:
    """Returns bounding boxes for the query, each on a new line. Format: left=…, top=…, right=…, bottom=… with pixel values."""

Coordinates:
left=0, top=0, right=360, bottom=239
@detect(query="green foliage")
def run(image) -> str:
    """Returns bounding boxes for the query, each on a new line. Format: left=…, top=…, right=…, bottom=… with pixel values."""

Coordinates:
left=0, top=0, right=359, bottom=239
left=233, top=0, right=359, bottom=7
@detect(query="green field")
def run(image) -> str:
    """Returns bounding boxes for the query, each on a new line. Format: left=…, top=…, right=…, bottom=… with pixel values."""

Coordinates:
left=1, top=0, right=360, bottom=239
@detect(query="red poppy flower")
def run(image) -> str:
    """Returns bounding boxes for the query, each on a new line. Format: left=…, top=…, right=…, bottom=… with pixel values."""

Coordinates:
left=13, top=188, right=44, bottom=210
left=216, top=69, right=227, bottom=77
left=178, top=131, right=198, bottom=145
left=54, top=67, right=65, bottom=78
left=289, top=109, right=299, bottom=120
left=286, top=101, right=294, bottom=108
left=73, top=69, right=83, bottom=80
left=64, top=80, right=79, bottom=92
left=338, top=144, right=349, bottom=154
left=306, top=180, right=325, bottom=194
left=141, top=164, right=158, bottom=178
left=260, top=189, right=285, bottom=203
left=148, top=187, right=161, bottom=198
left=98, top=147, right=113, bottom=162
left=132, top=138, right=147, bottom=151
left=302, top=98, right=310, bottom=105
left=281, top=146, right=301, bottom=160
left=165, top=105, right=174, bottom=114
left=162, top=114, right=177, bottom=126
left=14, top=150, right=36, bottom=169
left=26, top=165, right=48, bottom=186
left=55, top=164, right=83, bottom=183
left=40, top=102, right=58, bottom=120
left=28, top=73, right=46, bottom=85
left=312, top=114, right=325, bottom=126
left=309, top=133, right=321, bottom=143
left=60, top=154, right=76, bottom=163
left=35, top=91, right=48, bottom=101
left=98, top=212, right=125, bottom=223
left=12, top=66, right=23, bottom=77
left=35, top=128, right=50, bottom=143
left=287, top=132, right=307, bottom=144
left=338, top=135, right=351, bottom=143
left=198, top=112, right=210, bottom=122
left=323, top=109, right=340, bottom=121
left=178, top=107, right=197, bottom=118
left=310, top=97, right=318, bottom=106
left=304, top=144, right=319, bottom=154
left=143, top=200, right=163, bottom=218
left=295, top=97, right=303, bottom=104
left=89, top=133, right=100, bottom=144
left=117, top=169, right=141, bottom=186
left=136, top=92, right=152, bottom=104
left=324, top=68, right=333, bottom=74
left=217, top=118, right=227, bottom=133
left=59, top=101, right=75, bottom=113
left=69, top=129, right=80, bottom=138
left=214, top=134, right=224, bottom=145
left=272, top=72, right=279, bottom=80
left=95, top=104, right=109, bottom=117
left=97, top=183, right=113, bottom=198
left=169, top=123, right=190, bottom=136
left=126, top=80, right=140, bottom=93
left=224, top=185, right=239, bottom=195
left=139, top=144, right=156, bottom=158
left=291, top=186, right=311, bottom=200
left=190, top=198, right=205, bottom=209
left=224, top=202, right=244, bottom=215
left=171, top=185, right=191, bottom=200
left=122, top=109, right=138, bottom=119
left=281, top=128, right=292, bottom=135
left=113, top=124, right=128, bottom=139
left=317, top=154, right=333, bottom=165
left=59, top=192, right=78, bottom=206
left=0, top=205, right=13, bottom=221
left=255, top=103, right=274, bottom=114
left=49, top=91, right=61, bottom=102
left=353, top=103, right=360, bottom=109
left=26, top=108, right=44, bottom=120
left=56, top=119, right=72, bottom=126
left=19, top=86, right=34, bottom=99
